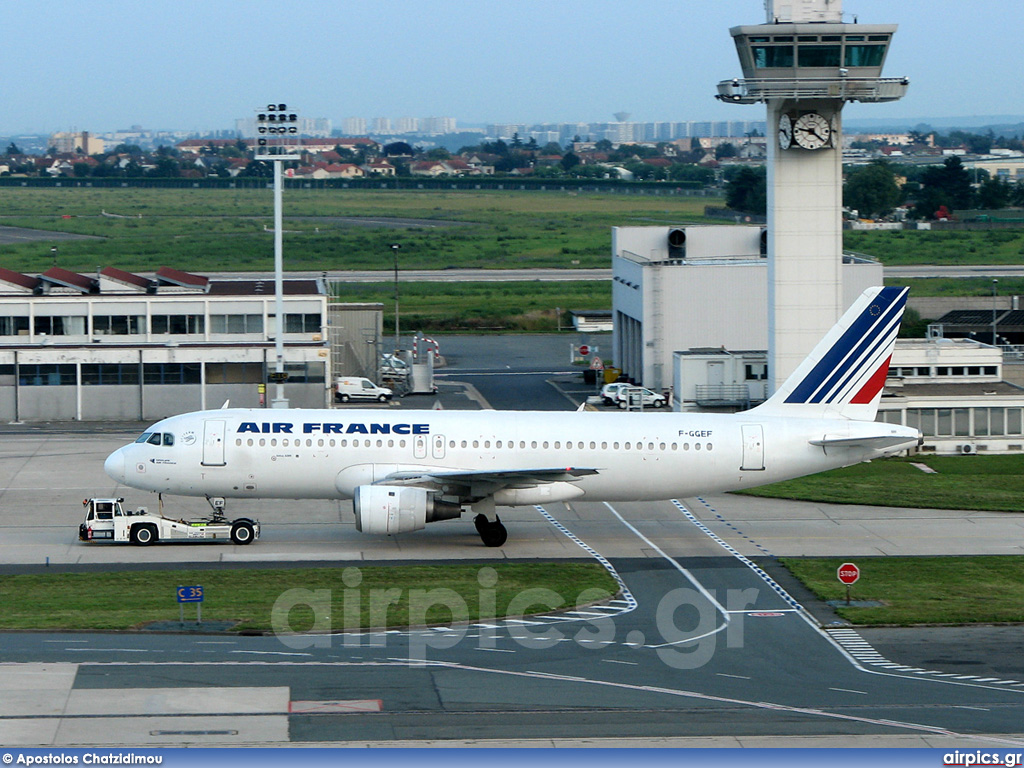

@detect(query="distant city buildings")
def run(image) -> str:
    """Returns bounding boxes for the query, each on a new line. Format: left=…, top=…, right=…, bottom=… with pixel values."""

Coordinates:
left=48, top=131, right=106, bottom=155
left=483, top=120, right=767, bottom=144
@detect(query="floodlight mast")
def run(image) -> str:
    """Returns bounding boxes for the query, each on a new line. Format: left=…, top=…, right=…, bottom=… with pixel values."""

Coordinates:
left=253, top=103, right=300, bottom=408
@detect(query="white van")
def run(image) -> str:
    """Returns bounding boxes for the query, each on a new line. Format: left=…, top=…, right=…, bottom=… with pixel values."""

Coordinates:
left=335, top=377, right=393, bottom=403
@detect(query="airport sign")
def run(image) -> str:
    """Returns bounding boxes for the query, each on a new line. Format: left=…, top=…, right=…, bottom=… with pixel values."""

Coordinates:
left=837, top=562, right=860, bottom=585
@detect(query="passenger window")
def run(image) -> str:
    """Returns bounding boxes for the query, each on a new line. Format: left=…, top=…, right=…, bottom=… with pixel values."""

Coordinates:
left=163, top=434, right=174, bottom=446
left=554, top=441, right=560, bottom=449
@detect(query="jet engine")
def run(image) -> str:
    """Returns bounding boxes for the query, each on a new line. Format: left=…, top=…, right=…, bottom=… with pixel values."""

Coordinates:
left=352, top=485, right=461, bottom=535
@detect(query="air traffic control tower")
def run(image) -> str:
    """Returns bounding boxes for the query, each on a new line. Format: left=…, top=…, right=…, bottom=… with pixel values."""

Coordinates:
left=717, top=0, right=908, bottom=391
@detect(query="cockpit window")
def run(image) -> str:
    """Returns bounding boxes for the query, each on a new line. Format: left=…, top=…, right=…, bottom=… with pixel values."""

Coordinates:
left=135, top=432, right=153, bottom=444
left=147, top=433, right=163, bottom=446
left=163, top=433, right=174, bottom=446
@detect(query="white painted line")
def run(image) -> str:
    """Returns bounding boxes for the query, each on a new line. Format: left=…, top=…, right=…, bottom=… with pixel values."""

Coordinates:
left=289, top=699, right=382, bottom=714
left=476, top=648, right=515, bottom=654
left=602, top=659, right=639, bottom=666
left=717, top=673, right=752, bottom=680
left=954, top=706, right=991, bottom=711
left=829, top=687, right=869, bottom=695
left=229, top=651, right=313, bottom=657
left=603, top=502, right=729, bottom=649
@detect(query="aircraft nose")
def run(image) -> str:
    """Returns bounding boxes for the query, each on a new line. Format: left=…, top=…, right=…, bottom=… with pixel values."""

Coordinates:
left=104, top=449, right=126, bottom=483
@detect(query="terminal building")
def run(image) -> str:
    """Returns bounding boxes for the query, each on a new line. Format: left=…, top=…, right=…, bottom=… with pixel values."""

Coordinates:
left=0, top=266, right=381, bottom=421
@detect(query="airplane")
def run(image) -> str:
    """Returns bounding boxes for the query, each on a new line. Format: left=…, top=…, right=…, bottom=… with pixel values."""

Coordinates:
left=104, top=286, right=921, bottom=547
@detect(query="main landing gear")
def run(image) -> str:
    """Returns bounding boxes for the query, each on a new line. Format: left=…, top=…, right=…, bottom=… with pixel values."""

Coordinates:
left=471, top=497, right=507, bottom=547
left=474, top=514, right=507, bottom=547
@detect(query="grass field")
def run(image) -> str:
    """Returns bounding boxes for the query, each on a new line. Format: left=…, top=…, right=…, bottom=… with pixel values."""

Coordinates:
left=0, top=562, right=617, bottom=632
left=739, top=454, right=1024, bottom=513
left=0, top=187, right=715, bottom=273
left=782, top=556, right=1024, bottom=625
left=332, top=280, right=610, bottom=331
left=3, top=187, right=1024, bottom=276
left=847, top=228, right=1024, bottom=265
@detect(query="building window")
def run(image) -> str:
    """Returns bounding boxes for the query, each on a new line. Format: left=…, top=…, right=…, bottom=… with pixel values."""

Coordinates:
left=844, top=44, right=886, bottom=67
left=19, top=364, right=76, bottom=386
left=143, top=362, right=202, bottom=384
left=954, top=408, right=970, bottom=437
left=0, top=317, right=29, bottom=336
left=34, top=316, right=87, bottom=336
left=81, top=364, right=140, bottom=385
left=283, top=362, right=326, bottom=383
left=798, top=45, right=841, bottom=67
left=752, top=45, right=794, bottom=68
left=284, top=313, right=321, bottom=334
left=745, top=364, right=767, bottom=381
left=151, top=315, right=204, bottom=334
left=1009, top=409, right=1023, bottom=435
left=206, top=362, right=263, bottom=384
left=92, top=315, right=144, bottom=335
left=210, top=314, right=264, bottom=334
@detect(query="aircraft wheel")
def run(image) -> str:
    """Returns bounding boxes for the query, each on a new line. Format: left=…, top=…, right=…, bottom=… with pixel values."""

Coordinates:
left=131, top=524, right=157, bottom=546
left=473, top=513, right=487, bottom=535
left=231, top=521, right=255, bottom=545
left=478, top=516, right=507, bottom=548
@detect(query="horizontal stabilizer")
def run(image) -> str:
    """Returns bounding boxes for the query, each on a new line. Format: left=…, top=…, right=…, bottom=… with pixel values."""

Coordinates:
left=810, top=434, right=920, bottom=450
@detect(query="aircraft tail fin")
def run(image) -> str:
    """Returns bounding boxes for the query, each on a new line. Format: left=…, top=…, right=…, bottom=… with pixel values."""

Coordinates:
left=750, top=286, right=908, bottom=421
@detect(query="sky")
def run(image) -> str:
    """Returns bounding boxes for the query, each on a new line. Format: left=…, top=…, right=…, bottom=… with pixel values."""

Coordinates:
left=2, top=0, right=1022, bottom=136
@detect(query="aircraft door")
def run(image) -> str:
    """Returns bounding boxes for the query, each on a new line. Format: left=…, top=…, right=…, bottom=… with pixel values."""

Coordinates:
left=202, top=420, right=227, bottom=467
left=740, top=424, right=764, bottom=471
left=414, top=434, right=428, bottom=459
left=432, top=434, right=446, bottom=459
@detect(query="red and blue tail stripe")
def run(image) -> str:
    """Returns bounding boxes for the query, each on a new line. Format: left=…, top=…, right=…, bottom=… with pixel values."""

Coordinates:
left=784, top=286, right=908, bottom=406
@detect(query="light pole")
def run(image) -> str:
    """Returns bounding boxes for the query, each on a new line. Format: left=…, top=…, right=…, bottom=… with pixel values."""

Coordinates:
left=253, top=103, right=300, bottom=408
left=992, top=278, right=999, bottom=347
left=391, top=243, right=401, bottom=353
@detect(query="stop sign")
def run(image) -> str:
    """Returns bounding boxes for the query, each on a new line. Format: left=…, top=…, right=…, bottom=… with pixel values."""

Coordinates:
left=837, top=562, right=860, bottom=585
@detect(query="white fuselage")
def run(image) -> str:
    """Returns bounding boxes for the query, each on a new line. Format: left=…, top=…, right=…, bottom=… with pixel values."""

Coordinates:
left=104, top=407, right=918, bottom=504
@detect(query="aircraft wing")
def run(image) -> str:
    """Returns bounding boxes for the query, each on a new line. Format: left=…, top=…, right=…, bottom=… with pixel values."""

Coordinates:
left=379, top=466, right=599, bottom=493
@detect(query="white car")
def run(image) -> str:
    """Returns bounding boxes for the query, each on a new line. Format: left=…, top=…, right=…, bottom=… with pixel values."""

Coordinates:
left=600, top=382, right=630, bottom=405
left=615, top=386, right=667, bottom=409
left=335, top=377, right=393, bottom=403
